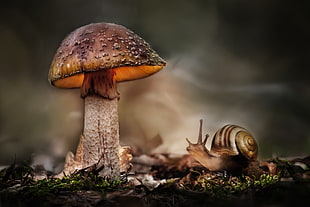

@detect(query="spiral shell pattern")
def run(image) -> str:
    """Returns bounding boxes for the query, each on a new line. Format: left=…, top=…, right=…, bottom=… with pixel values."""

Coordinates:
left=211, top=125, right=258, bottom=160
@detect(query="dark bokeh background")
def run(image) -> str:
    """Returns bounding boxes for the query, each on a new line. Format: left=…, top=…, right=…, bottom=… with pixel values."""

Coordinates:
left=0, top=0, right=309, bottom=165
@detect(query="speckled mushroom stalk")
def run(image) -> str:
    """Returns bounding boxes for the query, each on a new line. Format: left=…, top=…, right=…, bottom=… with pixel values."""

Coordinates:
left=81, top=69, right=120, bottom=178
left=48, top=22, right=166, bottom=179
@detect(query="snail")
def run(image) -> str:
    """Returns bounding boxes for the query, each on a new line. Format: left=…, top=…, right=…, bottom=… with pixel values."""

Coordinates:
left=186, top=120, right=258, bottom=173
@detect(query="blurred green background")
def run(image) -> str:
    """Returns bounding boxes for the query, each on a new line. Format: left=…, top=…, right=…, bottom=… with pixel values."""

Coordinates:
left=0, top=0, right=309, bottom=165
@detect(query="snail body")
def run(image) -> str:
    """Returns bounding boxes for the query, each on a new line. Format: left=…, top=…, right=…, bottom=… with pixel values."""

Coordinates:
left=186, top=120, right=258, bottom=172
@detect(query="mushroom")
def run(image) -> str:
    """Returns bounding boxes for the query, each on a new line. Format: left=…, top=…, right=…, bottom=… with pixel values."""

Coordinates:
left=48, top=22, right=166, bottom=179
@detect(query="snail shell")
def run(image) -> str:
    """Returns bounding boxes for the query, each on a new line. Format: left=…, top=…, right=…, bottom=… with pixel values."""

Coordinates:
left=211, top=124, right=258, bottom=161
left=186, top=120, right=259, bottom=172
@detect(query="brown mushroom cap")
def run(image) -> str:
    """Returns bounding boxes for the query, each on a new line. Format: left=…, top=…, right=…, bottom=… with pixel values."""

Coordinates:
left=48, top=23, right=166, bottom=88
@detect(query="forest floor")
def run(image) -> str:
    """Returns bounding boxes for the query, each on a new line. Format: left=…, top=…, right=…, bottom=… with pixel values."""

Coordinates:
left=0, top=154, right=310, bottom=207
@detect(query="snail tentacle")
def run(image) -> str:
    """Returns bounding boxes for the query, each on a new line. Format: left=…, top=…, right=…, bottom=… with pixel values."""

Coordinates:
left=203, top=134, right=209, bottom=145
left=197, top=119, right=203, bottom=144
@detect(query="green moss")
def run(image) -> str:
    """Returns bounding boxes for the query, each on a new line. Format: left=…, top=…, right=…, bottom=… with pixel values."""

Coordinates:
left=0, top=160, right=129, bottom=198
left=193, top=173, right=279, bottom=198
left=24, top=170, right=129, bottom=197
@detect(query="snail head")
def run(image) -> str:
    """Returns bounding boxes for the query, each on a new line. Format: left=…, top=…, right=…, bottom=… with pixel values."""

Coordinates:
left=186, top=119, right=209, bottom=154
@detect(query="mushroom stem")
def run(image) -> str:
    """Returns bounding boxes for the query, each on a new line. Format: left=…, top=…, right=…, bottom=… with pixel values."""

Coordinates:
left=80, top=69, right=120, bottom=179
left=81, top=69, right=119, bottom=99
left=83, top=95, right=120, bottom=178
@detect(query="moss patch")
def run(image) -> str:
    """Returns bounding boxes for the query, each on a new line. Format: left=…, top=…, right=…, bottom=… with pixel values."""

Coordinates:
left=0, top=162, right=129, bottom=200
left=193, top=173, right=279, bottom=198
left=24, top=171, right=128, bottom=197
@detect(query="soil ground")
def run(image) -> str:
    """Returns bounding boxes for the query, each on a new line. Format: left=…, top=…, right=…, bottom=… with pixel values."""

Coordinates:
left=1, top=154, right=310, bottom=207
